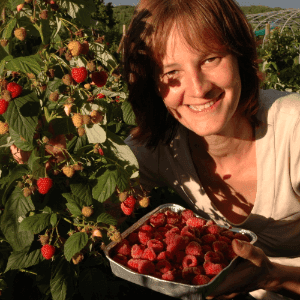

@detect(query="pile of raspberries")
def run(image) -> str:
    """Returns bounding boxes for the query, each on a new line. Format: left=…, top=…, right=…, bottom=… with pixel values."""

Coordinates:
left=110, top=209, right=250, bottom=286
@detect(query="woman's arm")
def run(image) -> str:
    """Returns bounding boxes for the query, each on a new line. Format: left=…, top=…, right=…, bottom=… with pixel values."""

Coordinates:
left=206, top=239, right=300, bottom=300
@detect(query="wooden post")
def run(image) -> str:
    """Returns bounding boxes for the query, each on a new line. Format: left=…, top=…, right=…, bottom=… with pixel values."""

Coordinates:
left=117, top=24, right=126, bottom=55
left=265, top=22, right=270, bottom=42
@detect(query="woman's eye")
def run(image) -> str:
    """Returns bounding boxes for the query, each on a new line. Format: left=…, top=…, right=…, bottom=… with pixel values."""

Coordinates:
left=203, top=57, right=219, bottom=65
left=165, top=70, right=179, bottom=79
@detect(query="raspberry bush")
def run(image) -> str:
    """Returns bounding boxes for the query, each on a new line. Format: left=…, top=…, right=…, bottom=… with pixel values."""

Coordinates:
left=0, top=1, right=147, bottom=299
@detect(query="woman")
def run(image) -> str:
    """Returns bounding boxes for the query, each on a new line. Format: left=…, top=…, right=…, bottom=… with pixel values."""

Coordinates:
left=123, top=0, right=300, bottom=299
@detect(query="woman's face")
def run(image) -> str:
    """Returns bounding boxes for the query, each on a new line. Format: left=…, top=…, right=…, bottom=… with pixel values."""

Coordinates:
left=156, top=28, right=242, bottom=137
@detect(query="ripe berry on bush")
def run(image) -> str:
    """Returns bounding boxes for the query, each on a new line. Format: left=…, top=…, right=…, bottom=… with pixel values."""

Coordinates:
left=37, top=177, right=53, bottom=194
left=7, top=82, right=22, bottom=98
left=71, top=67, right=87, bottom=83
left=41, top=244, right=55, bottom=259
left=0, top=99, right=9, bottom=114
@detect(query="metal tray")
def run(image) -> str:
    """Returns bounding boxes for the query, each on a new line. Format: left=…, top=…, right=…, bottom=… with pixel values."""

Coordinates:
left=104, top=203, right=257, bottom=300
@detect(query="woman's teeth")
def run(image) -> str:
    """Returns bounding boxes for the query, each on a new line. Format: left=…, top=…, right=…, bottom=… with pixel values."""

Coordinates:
left=189, top=99, right=217, bottom=112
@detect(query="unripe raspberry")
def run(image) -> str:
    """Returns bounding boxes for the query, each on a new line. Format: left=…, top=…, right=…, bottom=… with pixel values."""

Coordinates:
left=78, top=127, right=85, bottom=137
left=118, top=191, right=128, bottom=202
left=82, top=115, right=91, bottom=125
left=65, top=51, right=72, bottom=61
left=17, top=4, right=24, bottom=12
left=62, top=165, right=75, bottom=178
left=0, top=121, right=9, bottom=135
left=67, top=41, right=82, bottom=57
left=82, top=206, right=94, bottom=217
left=110, top=232, right=122, bottom=243
left=46, top=69, right=55, bottom=78
left=72, top=113, right=83, bottom=128
left=81, top=41, right=89, bottom=55
left=84, top=83, right=91, bottom=90
left=39, top=10, right=48, bottom=20
left=90, top=110, right=103, bottom=124
left=42, top=136, right=49, bottom=144
left=72, top=252, right=84, bottom=265
left=92, top=228, right=102, bottom=238
left=23, top=187, right=31, bottom=197
left=139, top=196, right=150, bottom=208
left=14, top=27, right=27, bottom=41
left=27, top=73, right=35, bottom=79
left=66, top=97, right=74, bottom=103
left=86, top=61, right=96, bottom=72
left=73, top=163, right=83, bottom=171
left=0, top=39, right=8, bottom=47
left=1, top=90, right=11, bottom=102
left=64, top=104, right=73, bottom=116
left=38, top=234, right=50, bottom=245
left=62, top=74, right=73, bottom=85
left=49, top=91, right=59, bottom=102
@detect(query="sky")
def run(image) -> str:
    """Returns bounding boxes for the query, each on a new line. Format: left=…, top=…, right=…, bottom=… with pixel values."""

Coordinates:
left=109, top=0, right=300, bottom=9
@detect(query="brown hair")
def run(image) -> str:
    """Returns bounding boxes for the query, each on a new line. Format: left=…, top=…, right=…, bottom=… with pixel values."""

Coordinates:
left=123, top=0, right=261, bottom=149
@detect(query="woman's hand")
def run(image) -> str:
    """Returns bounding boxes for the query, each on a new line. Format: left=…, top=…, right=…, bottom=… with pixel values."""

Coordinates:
left=206, top=239, right=280, bottom=299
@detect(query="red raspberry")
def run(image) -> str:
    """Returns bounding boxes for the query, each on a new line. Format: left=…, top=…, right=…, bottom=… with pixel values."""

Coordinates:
left=156, top=260, right=172, bottom=273
left=201, top=234, right=217, bottom=245
left=127, top=258, right=141, bottom=271
left=41, top=244, right=55, bottom=259
left=162, top=270, right=177, bottom=281
left=97, top=93, right=105, bottom=98
left=37, top=177, right=53, bottom=194
left=165, top=210, right=181, bottom=225
left=138, top=260, right=155, bottom=275
left=91, top=71, right=108, bottom=87
left=172, top=250, right=185, bottom=263
left=112, top=254, right=128, bottom=266
left=120, top=202, right=134, bottom=216
left=127, top=232, right=139, bottom=244
left=185, top=241, right=203, bottom=257
left=141, top=247, right=156, bottom=261
left=181, top=209, right=195, bottom=222
left=71, top=67, right=88, bottom=83
left=147, top=239, right=164, bottom=253
left=115, top=239, right=131, bottom=256
left=226, top=244, right=238, bottom=260
left=218, top=235, right=232, bottom=244
left=203, top=261, right=224, bottom=275
left=138, top=226, right=153, bottom=245
left=156, top=226, right=168, bottom=237
left=182, top=266, right=204, bottom=281
left=212, top=241, right=229, bottom=253
left=192, top=274, right=211, bottom=285
left=153, top=231, right=164, bottom=241
left=181, top=226, right=197, bottom=239
left=7, top=82, right=22, bottom=98
left=186, top=217, right=206, bottom=229
left=206, top=224, right=223, bottom=235
left=182, top=255, right=198, bottom=268
left=221, top=230, right=235, bottom=240
left=166, top=234, right=186, bottom=252
left=0, top=99, right=9, bottom=114
left=234, top=233, right=250, bottom=242
left=150, top=212, right=166, bottom=227
left=201, top=244, right=212, bottom=254
left=131, top=244, right=146, bottom=258
left=123, top=195, right=136, bottom=208
left=157, top=251, right=173, bottom=261
left=204, top=251, right=224, bottom=263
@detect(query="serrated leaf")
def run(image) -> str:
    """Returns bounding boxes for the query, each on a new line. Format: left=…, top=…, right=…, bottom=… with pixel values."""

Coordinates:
left=96, top=213, right=117, bottom=225
left=1, top=187, right=34, bottom=251
left=9, top=127, right=34, bottom=151
left=116, top=167, right=130, bottom=192
left=92, top=169, right=117, bottom=203
left=6, top=55, right=42, bottom=75
left=50, top=213, right=58, bottom=227
left=50, top=117, right=75, bottom=136
left=3, top=92, right=39, bottom=142
left=2, top=18, right=17, bottom=39
left=50, top=257, right=75, bottom=300
left=40, top=19, right=51, bottom=45
left=27, top=149, right=45, bottom=179
left=121, top=101, right=137, bottom=126
left=85, top=123, right=106, bottom=144
left=5, top=247, right=43, bottom=272
left=70, top=183, right=93, bottom=206
left=66, top=203, right=82, bottom=217
left=64, top=232, right=88, bottom=262
left=90, top=43, right=117, bottom=71
left=19, top=213, right=51, bottom=234
left=0, top=55, right=13, bottom=75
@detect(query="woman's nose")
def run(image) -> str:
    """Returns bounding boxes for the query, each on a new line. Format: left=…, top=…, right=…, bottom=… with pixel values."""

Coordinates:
left=186, top=70, right=212, bottom=98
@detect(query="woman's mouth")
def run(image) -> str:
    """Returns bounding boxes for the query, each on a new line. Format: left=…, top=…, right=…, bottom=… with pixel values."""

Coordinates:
left=188, top=93, right=223, bottom=112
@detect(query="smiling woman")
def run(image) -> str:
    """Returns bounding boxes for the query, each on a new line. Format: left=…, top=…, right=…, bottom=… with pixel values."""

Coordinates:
left=123, top=0, right=300, bottom=299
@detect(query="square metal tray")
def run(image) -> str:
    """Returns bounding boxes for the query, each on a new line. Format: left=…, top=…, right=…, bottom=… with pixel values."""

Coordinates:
left=104, top=203, right=257, bottom=300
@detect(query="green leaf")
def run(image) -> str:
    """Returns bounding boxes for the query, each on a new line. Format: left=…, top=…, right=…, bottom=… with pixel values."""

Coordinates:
left=90, top=42, right=117, bottom=71
left=40, top=19, right=51, bottom=45
left=66, top=203, right=82, bottom=217
left=5, top=246, right=43, bottom=272
left=85, top=124, right=106, bottom=144
left=50, top=257, right=75, bottom=300
left=64, top=232, right=88, bottom=262
left=9, top=127, right=34, bottom=151
left=70, top=183, right=93, bottom=206
left=27, top=149, right=45, bottom=179
left=3, top=92, right=39, bottom=142
left=121, top=101, right=137, bottom=126
left=92, top=169, right=117, bottom=203
left=6, top=55, right=42, bottom=75
left=50, top=117, right=76, bottom=136
left=1, top=187, right=34, bottom=251
left=19, top=213, right=51, bottom=234
left=50, top=213, right=58, bottom=227
left=96, top=213, right=117, bottom=225
left=2, top=18, right=17, bottom=39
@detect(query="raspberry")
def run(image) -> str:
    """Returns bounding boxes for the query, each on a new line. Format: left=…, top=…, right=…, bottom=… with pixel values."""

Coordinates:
left=147, top=239, right=164, bottom=253
left=150, top=212, right=166, bottom=227
left=82, top=115, right=91, bottom=125
left=91, top=71, right=108, bottom=87
left=2, top=90, right=12, bottom=102
left=139, top=196, right=150, bottom=208
left=141, top=247, right=156, bottom=261
left=185, top=241, right=203, bottom=257
left=166, top=234, right=186, bottom=253
left=162, top=270, right=177, bottom=281
left=71, top=67, right=87, bottom=83
left=97, top=93, right=105, bottom=99
left=38, top=234, right=49, bottom=245
left=81, top=41, right=89, bottom=55
left=206, top=225, right=223, bottom=235
left=165, top=211, right=181, bottom=225
left=203, top=261, right=224, bottom=276
left=131, top=244, right=146, bottom=258
left=201, top=234, right=217, bottom=245
left=68, top=41, right=82, bottom=56
left=192, top=274, right=211, bottom=285
left=212, top=241, right=229, bottom=253
left=128, top=232, right=139, bottom=244
left=87, top=61, right=96, bottom=72
left=0, top=39, right=8, bottom=47
left=182, top=266, right=203, bottom=281
left=218, top=235, right=232, bottom=244
left=23, top=187, right=31, bottom=197
left=173, top=250, right=185, bottom=263
left=17, top=3, right=24, bottom=11
left=39, top=10, right=48, bottom=19
left=81, top=206, right=93, bottom=217
left=127, top=258, right=140, bottom=271
left=138, top=225, right=153, bottom=245
left=78, top=127, right=85, bottom=137
left=221, top=230, right=235, bottom=240
left=121, top=202, right=134, bottom=216
left=181, top=226, right=197, bottom=239
left=156, top=260, right=172, bottom=273
left=62, top=74, right=74, bottom=85
left=186, top=217, right=206, bottom=229
left=181, top=209, right=195, bottom=222
left=0, top=121, right=9, bottom=134
left=115, top=239, right=131, bottom=256
left=90, top=110, right=104, bottom=124
left=7, top=82, right=22, bottom=98
left=49, top=91, right=59, bottom=102
left=72, top=252, right=84, bottom=265
left=138, top=260, right=155, bottom=275
left=123, top=195, right=136, bottom=208
left=204, top=251, right=223, bottom=264
left=98, top=148, right=104, bottom=156
left=14, top=27, right=26, bottom=41
left=37, top=177, right=53, bottom=194
left=41, top=244, right=55, bottom=259
left=62, top=165, right=75, bottom=178
left=182, top=255, right=198, bottom=268
left=72, top=113, right=84, bottom=128
left=226, top=244, right=238, bottom=260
